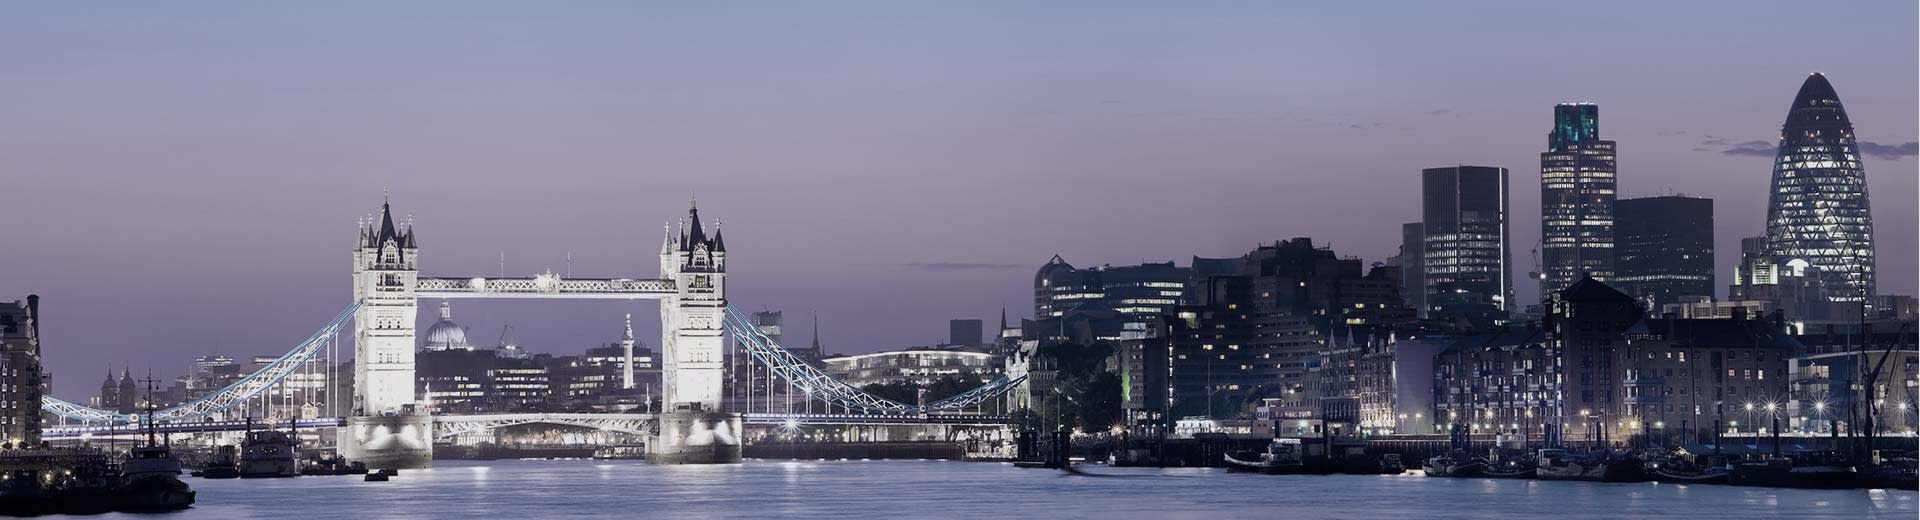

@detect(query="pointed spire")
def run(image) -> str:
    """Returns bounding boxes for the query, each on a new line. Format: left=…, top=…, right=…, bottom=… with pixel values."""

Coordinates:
left=711, top=220, right=725, bottom=252
left=685, top=197, right=707, bottom=247
left=811, top=313, right=822, bottom=351
left=660, top=222, right=674, bottom=254
left=999, top=306, right=1008, bottom=335
left=376, top=193, right=400, bottom=245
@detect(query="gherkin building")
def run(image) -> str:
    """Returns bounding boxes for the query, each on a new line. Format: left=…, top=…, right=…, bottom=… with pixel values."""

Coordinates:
left=1763, top=73, right=1875, bottom=302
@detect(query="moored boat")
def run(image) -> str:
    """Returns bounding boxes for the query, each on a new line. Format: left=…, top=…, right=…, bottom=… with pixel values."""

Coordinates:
left=239, top=429, right=300, bottom=478
left=1225, top=439, right=1308, bottom=475
left=200, top=445, right=240, bottom=479
left=1422, top=450, right=1488, bottom=478
left=118, top=445, right=195, bottom=511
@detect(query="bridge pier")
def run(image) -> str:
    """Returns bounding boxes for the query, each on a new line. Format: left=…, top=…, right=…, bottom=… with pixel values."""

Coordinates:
left=341, top=414, right=434, bottom=469
left=647, top=411, right=742, bottom=464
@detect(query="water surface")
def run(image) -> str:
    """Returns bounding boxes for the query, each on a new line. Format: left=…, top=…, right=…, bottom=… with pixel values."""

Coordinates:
left=100, top=460, right=1920, bottom=519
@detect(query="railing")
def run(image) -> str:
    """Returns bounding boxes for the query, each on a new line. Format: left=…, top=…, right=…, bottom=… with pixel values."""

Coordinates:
left=42, top=302, right=360, bottom=425
left=723, top=305, right=1023, bottom=414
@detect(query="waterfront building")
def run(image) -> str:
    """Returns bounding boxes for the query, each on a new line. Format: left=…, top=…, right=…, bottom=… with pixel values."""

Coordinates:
left=1763, top=73, right=1877, bottom=306
left=0, top=296, right=43, bottom=446
left=1540, top=103, right=1618, bottom=300
left=1432, top=326, right=1552, bottom=438
left=1615, top=196, right=1714, bottom=310
left=1421, top=165, right=1514, bottom=326
left=1621, top=315, right=1799, bottom=441
left=1546, top=277, right=1643, bottom=441
left=1033, top=256, right=1189, bottom=323
left=1111, top=320, right=1171, bottom=429
left=821, top=346, right=1001, bottom=389
left=949, top=319, right=984, bottom=346
left=1788, top=347, right=1918, bottom=434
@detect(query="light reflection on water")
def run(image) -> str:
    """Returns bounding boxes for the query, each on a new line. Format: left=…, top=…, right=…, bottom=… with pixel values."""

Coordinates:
left=103, top=460, right=1920, bottom=519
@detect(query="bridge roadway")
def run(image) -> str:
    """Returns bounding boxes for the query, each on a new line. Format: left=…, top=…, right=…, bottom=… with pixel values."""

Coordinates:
left=40, top=412, right=1010, bottom=440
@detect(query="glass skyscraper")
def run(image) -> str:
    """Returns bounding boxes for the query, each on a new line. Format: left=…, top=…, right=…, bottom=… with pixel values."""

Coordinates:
left=1762, top=73, right=1875, bottom=304
left=1614, top=196, right=1714, bottom=309
left=1421, top=165, right=1512, bottom=325
left=1540, top=103, right=1617, bottom=302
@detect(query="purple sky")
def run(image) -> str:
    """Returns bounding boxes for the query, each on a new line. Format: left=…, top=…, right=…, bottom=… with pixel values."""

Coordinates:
left=3, top=3, right=1914, bottom=400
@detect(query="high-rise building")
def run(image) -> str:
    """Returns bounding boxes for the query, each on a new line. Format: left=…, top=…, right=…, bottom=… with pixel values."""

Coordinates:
left=0, top=296, right=43, bottom=446
left=1422, top=166, right=1513, bottom=326
left=1540, top=103, right=1618, bottom=301
left=1614, top=196, right=1714, bottom=310
left=948, top=319, right=984, bottom=346
left=1763, top=73, right=1876, bottom=305
left=1033, top=256, right=1190, bottom=324
left=1398, top=222, right=1426, bottom=313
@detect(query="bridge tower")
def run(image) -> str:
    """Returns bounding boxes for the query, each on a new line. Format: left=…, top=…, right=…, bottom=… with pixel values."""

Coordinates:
left=342, top=195, right=434, bottom=469
left=649, top=200, right=741, bottom=463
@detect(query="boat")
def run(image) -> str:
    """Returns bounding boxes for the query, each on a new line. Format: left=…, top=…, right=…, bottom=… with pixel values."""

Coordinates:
left=239, top=429, right=301, bottom=478
left=1483, top=456, right=1537, bottom=479
left=302, top=453, right=368, bottom=476
left=52, top=448, right=121, bottom=515
left=1536, top=449, right=1644, bottom=482
left=1, top=468, right=53, bottom=515
left=363, top=471, right=389, bottom=482
left=117, top=445, right=196, bottom=511
left=1225, top=439, right=1308, bottom=475
left=200, top=445, right=240, bottom=479
left=592, top=444, right=649, bottom=461
left=1862, top=458, right=1917, bottom=491
left=1647, top=452, right=1730, bottom=484
left=1422, top=450, right=1487, bottom=478
left=1378, top=453, right=1408, bottom=474
left=1729, top=458, right=1859, bottom=489
left=115, top=376, right=195, bottom=512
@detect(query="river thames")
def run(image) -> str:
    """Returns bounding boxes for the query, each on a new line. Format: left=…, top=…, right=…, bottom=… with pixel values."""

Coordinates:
left=117, top=460, right=1920, bottom=518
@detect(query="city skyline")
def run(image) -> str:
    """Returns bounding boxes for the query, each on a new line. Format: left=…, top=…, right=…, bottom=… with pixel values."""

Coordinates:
left=2, top=3, right=1915, bottom=400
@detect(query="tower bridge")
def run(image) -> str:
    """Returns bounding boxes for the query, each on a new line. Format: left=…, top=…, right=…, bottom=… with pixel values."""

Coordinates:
left=40, top=194, right=1022, bottom=467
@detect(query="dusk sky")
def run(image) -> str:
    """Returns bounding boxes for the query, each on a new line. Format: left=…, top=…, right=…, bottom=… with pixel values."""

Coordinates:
left=3, top=2, right=1914, bottom=400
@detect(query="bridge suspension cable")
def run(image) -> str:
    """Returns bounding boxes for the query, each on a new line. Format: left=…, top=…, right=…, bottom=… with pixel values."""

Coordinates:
left=722, top=305, right=1022, bottom=414
left=41, top=302, right=361, bottom=425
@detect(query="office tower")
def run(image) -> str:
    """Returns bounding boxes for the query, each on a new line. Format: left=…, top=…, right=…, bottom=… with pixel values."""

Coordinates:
left=1399, top=222, right=1427, bottom=314
left=1422, top=166, right=1513, bottom=326
left=1033, top=256, right=1190, bottom=323
left=1540, top=103, right=1617, bottom=300
left=1763, top=73, right=1876, bottom=305
left=1615, top=196, right=1715, bottom=309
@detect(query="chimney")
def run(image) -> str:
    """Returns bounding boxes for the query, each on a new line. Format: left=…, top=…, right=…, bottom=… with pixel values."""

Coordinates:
left=24, top=294, right=39, bottom=340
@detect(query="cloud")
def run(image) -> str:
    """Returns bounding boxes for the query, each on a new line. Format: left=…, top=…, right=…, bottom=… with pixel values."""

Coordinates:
left=904, top=261, right=1028, bottom=271
left=1423, top=109, right=1452, bottom=116
left=1700, top=137, right=1918, bottom=160
left=1859, top=140, right=1919, bottom=159
left=1718, top=140, right=1777, bottom=156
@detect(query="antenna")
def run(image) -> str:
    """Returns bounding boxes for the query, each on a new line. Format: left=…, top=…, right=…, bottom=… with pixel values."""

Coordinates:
left=566, top=252, right=573, bottom=277
left=499, top=252, right=505, bottom=278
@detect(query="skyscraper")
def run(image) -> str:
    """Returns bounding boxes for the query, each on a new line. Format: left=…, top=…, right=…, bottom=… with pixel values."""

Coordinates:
left=1540, top=103, right=1617, bottom=301
left=1422, top=166, right=1513, bottom=326
left=1614, top=196, right=1714, bottom=309
left=1763, top=73, right=1876, bottom=305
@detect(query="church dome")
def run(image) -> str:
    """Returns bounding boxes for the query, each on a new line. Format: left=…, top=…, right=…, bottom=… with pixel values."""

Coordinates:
left=422, top=301, right=472, bottom=351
